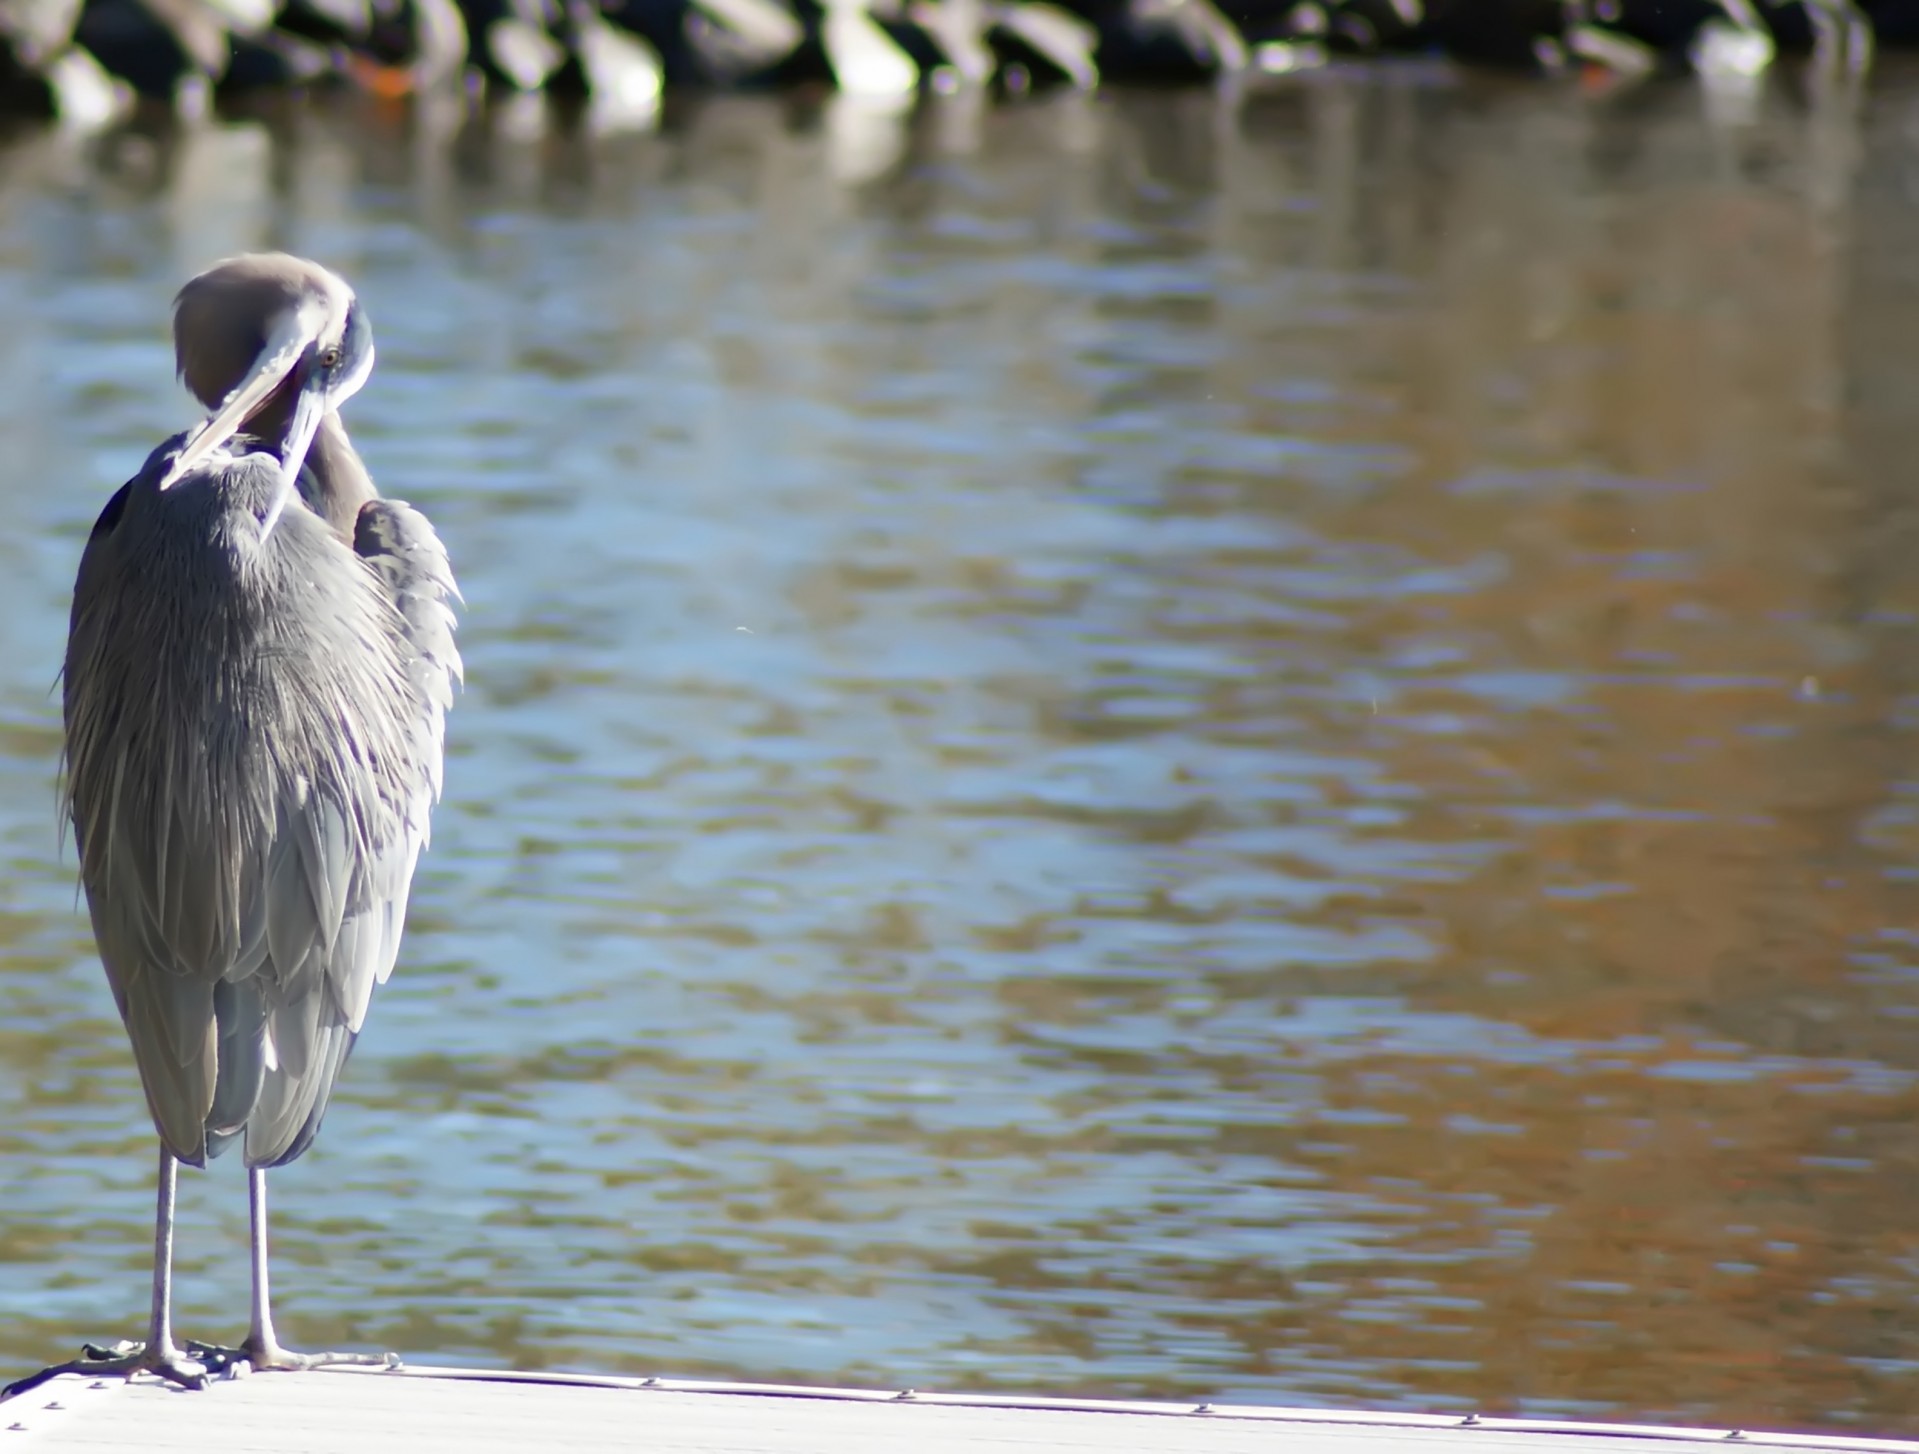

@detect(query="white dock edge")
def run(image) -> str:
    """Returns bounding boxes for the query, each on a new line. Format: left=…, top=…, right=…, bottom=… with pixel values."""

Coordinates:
left=4, top=1364, right=1914, bottom=1454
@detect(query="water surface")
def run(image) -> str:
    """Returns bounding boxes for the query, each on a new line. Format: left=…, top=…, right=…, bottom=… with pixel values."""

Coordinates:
left=1, top=71, right=1918, bottom=1433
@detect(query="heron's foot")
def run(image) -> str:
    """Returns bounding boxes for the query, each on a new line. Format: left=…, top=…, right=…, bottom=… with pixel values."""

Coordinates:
left=181, top=1341, right=252, bottom=1377
left=238, top=1336, right=401, bottom=1374
left=3, top=1338, right=220, bottom=1400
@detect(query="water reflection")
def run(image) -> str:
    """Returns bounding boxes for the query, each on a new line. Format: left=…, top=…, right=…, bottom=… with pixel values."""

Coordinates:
left=1, top=69, right=1918, bottom=1433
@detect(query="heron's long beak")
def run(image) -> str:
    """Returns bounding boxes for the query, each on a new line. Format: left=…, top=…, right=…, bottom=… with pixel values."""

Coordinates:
left=159, top=301, right=325, bottom=492
left=257, top=369, right=329, bottom=539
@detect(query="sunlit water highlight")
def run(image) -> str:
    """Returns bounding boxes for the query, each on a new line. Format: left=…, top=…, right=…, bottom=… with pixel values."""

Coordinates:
left=2, top=73, right=1918, bottom=1432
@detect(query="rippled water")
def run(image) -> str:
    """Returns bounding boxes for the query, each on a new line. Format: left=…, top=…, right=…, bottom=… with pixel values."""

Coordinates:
left=2, top=68, right=1918, bottom=1434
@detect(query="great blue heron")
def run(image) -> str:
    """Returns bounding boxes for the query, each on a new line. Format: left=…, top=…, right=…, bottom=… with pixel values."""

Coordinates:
left=9, top=254, right=460, bottom=1396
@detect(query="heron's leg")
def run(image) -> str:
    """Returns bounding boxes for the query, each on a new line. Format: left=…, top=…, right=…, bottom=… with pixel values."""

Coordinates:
left=238, top=1168, right=398, bottom=1374
left=3, top=1149, right=222, bottom=1399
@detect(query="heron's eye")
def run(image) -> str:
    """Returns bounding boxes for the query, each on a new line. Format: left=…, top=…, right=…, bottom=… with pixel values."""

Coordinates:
left=319, top=346, right=343, bottom=369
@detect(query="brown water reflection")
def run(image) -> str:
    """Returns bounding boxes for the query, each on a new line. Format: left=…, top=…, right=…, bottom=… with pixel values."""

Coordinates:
left=1, top=68, right=1918, bottom=1434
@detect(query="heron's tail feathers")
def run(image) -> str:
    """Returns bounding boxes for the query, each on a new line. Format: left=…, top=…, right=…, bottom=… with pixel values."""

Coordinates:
left=112, top=959, right=217, bottom=1168
left=204, top=976, right=267, bottom=1156
left=243, top=1018, right=359, bottom=1169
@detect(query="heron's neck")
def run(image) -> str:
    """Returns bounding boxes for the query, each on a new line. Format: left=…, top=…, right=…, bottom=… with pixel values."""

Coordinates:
left=298, top=412, right=377, bottom=541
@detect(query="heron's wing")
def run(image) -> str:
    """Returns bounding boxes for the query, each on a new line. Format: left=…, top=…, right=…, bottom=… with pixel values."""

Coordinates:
left=351, top=495, right=461, bottom=1000
left=243, top=770, right=415, bottom=1167
left=66, top=451, right=458, bottom=1169
left=65, top=443, right=459, bottom=1170
left=242, top=497, right=461, bottom=1169
left=65, top=455, right=265, bottom=1166
left=84, top=886, right=221, bottom=1162
left=81, top=819, right=274, bottom=1165
left=354, top=496, right=463, bottom=815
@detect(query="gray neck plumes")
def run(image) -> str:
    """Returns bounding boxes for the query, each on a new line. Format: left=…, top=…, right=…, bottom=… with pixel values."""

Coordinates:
left=193, top=378, right=374, bottom=546
left=295, top=413, right=377, bottom=542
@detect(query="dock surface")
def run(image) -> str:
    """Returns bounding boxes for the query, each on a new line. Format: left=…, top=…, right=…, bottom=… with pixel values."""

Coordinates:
left=5, top=1366, right=1917, bottom=1454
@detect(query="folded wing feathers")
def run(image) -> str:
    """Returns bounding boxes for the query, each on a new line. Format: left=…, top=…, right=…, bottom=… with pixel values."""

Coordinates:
left=64, top=454, right=460, bottom=1170
left=238, top=500, right=461, bottom=1163
left=356, top=498, right=463, bottom=816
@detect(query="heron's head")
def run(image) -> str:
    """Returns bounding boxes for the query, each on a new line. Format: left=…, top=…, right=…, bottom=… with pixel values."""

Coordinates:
left=159, top=253, right=374, bottom=501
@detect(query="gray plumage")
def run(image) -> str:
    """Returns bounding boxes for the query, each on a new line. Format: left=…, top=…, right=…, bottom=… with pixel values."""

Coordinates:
left=62, top=255, right=458, bottom=1177
left=13, top=253, right=461, bottom=1397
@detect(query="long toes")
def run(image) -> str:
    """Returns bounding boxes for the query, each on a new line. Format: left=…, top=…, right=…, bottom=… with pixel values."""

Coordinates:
left=5, top=1341, right=212, bottom=1400
left=318, top=1351, right=402, bottom=1370
left=242, top=1346, right=401, bottom=1374
left=181, top=1342, right=250, bottom=1378
left=3, top=1363, right=88, bottom=1401
left=129, top=1344, right=211, bottom=1391
left=79, top=1340, right=144, bottom=1362
left=5, top=1347, right=143, bottom=1399
left=143, top=1355, right=210, bottom=1393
